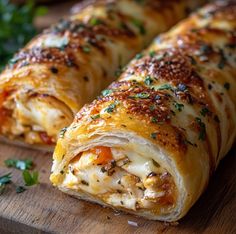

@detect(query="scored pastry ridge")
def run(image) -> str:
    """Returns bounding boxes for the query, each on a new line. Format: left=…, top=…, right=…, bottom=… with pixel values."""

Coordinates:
left=50, top=1, right=236, bottom=221
left=0, top=0, right=205, bottom=147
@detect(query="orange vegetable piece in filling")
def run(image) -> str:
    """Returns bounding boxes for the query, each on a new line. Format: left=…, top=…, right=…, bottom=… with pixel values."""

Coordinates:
left=90, top=146, right=113, bottom=165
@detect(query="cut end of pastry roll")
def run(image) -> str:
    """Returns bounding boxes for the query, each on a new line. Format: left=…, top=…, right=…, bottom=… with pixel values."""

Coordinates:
left=50, top=127, right=209, bottom=221
left=0, top=88, right=73, bottom=146
left=51, top=1, right=236, bottom=221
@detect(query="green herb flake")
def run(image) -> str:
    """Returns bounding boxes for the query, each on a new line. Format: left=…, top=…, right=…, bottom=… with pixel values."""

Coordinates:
left=151, top=117, right=158, bottom=123
left=59, top=127, right=67, bottom=138
left=149, top=105, right=156, bottom=111
left=135, top=53, right=143, bottom=59
left=81, top=45, right=91, bottom=53
left=224, top=82, right=230, bottom=90
left=0, top=173, right=12, bottom=195
left=134, top=92, right=150, bottom=99
left=89, top=18, right=103, bottom=26
left=91, top=114, right=100, bottom=120
left=157, top=84, right=173, bottom=91
left=104, top=102, right=119, bottom=113
left=144, top=76, right=153, bottom=86
left=102, top=89, right=113, bottom=96
left=195, top=117, right=206, bottom=141
left=0, top=173, right=12, bottom=186
left=5, top=159, right=33, bottom=171
left=151, top=132, right=157, bottom=140
left=200, top=107, right=209, bottom=117
left=22, top=170, right=39, bottom=186
left=16, top=186, right=26, bottom=194
left=131, top=18, right=146, bottom=35
left=173, top=102, right=184, bottom=112
left=149, top=51, right=156, bottom=58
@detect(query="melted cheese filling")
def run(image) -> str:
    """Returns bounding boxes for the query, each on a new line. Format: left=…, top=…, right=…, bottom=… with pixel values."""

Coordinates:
left=1, top=93, right=73, bottom=144
left=62, top=146, right=176, bottom=213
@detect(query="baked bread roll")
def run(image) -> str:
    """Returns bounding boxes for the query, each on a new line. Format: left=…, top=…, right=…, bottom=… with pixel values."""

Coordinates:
left=50, top=1, right=236, bottom=221
left=0, top=0, right=205, bottom=147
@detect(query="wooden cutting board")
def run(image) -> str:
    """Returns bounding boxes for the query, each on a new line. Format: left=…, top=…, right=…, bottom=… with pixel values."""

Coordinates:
left=0, top=142, right=235, bottom=234
left=0, top=1, right=236, bottom=233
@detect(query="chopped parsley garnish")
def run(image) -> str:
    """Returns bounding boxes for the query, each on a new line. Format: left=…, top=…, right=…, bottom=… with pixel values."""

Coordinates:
left=157, top=84, right=173, bottom=91
left=0, top=173, right=12, bottom=195
left=135, top=53, right=143, bottom=59
left=131, top=18, right=146, bottom=35
left=81, top=45, right=91, bottom=53
left=151, top=132, right=157, bottom=139
left=195, top=117, right=206, bottom=141
left=16, top=186, right=26, bottom=194
left=224, top=82, right=230, bottom=90
left=132, top=92, right=150, bottom=99
left=0, top=173, right=11, bottom=185
left=5, top=159, right=33, bottom=171
left=173, top=102, right=184, bottom=112
left=89, top=17, right=103, bottom=26
left=104, top=102, right=118, bottom=113
left=59, top=127, right=67, bottom=138
left=22, top=170, right=39, bottom=186
left=102, top=89, right=113, bottom=96
left=149, top=104, right=156, bottom=111
left=91, top=114, right=100, bottom=120
left=151, top=117, right=158, bottom=123
left=149, top=51, right=156, bottom=58
left=144, top=76, right=153, bottom=86
left=200, top=107, right=209, bottom=117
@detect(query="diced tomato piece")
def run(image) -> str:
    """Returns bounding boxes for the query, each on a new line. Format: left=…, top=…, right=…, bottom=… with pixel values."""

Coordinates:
left=90, top=146, right=113, bottom=165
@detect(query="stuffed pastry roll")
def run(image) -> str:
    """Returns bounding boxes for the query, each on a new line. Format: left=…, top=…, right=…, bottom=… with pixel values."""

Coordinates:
left=50, top=1, right=236, bottom=222
left=0, top=0, right=205, bottom=147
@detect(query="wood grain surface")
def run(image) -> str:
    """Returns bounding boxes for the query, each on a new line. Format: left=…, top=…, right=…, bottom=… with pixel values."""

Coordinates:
left=0, top=142, right=235, bottom=234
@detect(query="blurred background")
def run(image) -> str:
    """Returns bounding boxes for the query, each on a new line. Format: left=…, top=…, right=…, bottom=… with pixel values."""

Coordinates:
left=0, top=0, right=81, bottom=71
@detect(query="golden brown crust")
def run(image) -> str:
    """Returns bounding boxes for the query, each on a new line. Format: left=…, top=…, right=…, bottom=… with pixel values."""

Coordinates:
left=65, top=0, right=236, bottom=187
left=1, top=0, right=204, bottom=145
left=51, top=1, right=236, bottom=221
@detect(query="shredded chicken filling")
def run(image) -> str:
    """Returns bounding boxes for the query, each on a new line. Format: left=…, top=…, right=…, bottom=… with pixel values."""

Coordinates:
left=0, top=91, right=73, bottom=144
left=62, top=146, right=176, bottom=213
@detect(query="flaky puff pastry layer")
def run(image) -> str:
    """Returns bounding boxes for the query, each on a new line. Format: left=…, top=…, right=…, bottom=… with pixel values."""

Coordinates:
left=0, top=0, right=205, bottom=147
left=51, top=1, right=236, bottom=221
